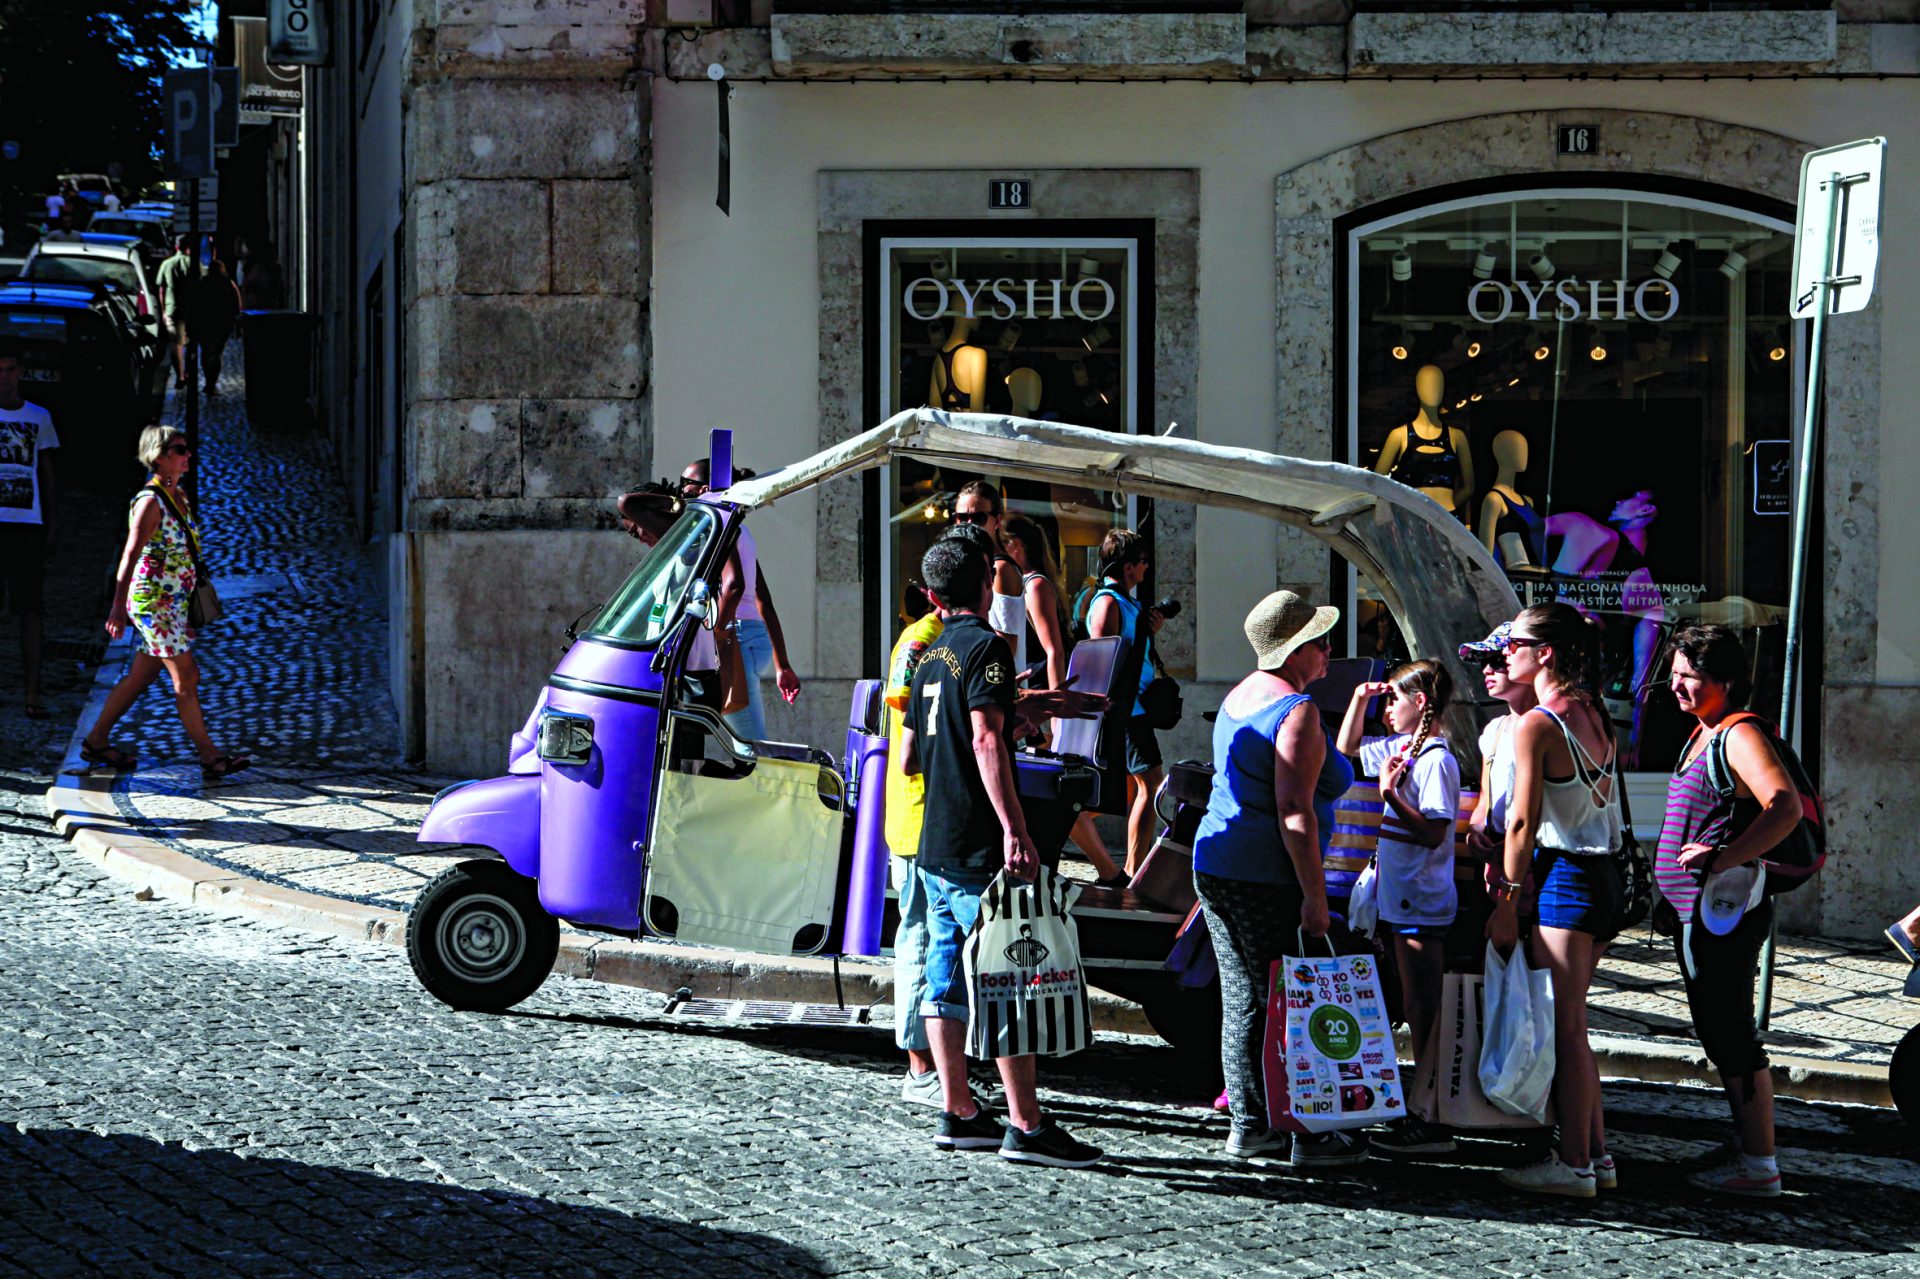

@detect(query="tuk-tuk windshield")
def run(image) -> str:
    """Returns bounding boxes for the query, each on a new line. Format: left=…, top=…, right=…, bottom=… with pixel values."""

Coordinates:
left=585, top=504, right=721, bottom=648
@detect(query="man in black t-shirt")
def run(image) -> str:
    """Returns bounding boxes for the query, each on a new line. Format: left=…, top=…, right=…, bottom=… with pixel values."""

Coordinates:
left=901, top=538, right=1102, bottom=1169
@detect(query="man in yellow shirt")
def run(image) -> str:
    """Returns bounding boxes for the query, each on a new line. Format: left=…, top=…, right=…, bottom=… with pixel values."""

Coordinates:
left=887, top=583, right=949, bottom=1107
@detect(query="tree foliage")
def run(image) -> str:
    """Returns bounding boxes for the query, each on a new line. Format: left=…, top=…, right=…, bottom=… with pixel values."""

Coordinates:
left=0, top=0, right=203, bottom=208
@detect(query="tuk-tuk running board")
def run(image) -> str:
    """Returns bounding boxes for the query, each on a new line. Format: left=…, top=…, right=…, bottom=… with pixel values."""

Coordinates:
left=662, top=986, right=871, bottom=1028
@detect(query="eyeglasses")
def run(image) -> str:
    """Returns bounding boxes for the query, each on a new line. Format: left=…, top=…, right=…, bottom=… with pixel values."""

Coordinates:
left=951, top=510, right=996, bottom=525
left=163, top=443, right=193, bottom=457
left=1310, top=634, right=1332, bottom=650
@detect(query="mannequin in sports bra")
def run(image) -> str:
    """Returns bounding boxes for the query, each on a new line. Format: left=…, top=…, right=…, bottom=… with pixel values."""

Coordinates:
left=1477, top=430, right=1546, bottom=569
left=929, top=316, right=988, bottom=412
left=1374, top=364, right=1474, bottom=518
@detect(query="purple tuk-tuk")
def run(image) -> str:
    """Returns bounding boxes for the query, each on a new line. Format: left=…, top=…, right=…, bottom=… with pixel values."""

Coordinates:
left=405, top=411, right=1518, bottom=1044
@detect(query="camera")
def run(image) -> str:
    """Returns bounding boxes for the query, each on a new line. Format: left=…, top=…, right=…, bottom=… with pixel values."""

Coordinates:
left=1153, top=597, right=1182, bottom=619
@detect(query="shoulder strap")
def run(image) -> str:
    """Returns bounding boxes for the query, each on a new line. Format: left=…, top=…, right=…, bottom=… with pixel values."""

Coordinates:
left=146, top=481, right=207, bottom=577
left=1705, top=712, right=1767, bottom=802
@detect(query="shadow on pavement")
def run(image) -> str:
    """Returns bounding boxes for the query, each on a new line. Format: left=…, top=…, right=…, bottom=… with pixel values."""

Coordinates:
left=1, top=1125, right=830, bottom=1278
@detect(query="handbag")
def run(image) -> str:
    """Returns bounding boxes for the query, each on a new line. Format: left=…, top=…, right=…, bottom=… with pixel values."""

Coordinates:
left=147, top=481, right=222, bottom=628
left=1611, top=758, right=1653, bottom=933
left=962, top=867, right=1092, bottom=1058
left=1139, top=647, right=1183, bottom=731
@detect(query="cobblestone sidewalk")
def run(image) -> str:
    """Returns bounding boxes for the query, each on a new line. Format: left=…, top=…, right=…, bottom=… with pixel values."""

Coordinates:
left=35, top=350, right=1920, bottom=1102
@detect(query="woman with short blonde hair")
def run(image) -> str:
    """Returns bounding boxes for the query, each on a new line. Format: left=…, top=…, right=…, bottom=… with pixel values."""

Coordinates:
left=78, top=425, right=250, bottom=779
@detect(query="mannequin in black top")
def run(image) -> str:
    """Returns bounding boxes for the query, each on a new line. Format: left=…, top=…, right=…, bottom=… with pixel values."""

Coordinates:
left=1374, top=364, right=1474, bottom=517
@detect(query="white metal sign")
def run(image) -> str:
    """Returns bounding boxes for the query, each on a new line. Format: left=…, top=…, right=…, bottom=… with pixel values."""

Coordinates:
left=268, top=0, right=331, bottom=65
left=1790, top=137, right=1885, bottom=319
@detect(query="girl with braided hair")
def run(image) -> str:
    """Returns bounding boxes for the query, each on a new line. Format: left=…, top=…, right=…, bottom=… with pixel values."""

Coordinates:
left=1336, top=658, right=1461, bottom=1156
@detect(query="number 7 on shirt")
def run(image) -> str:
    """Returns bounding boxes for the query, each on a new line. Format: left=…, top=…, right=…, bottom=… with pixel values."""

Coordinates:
left=921, top=683, right=942, bottom=735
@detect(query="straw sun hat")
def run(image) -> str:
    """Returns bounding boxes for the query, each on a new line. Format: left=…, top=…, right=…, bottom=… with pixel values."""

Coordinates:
left=1245, top=590, right=1340, bottom=671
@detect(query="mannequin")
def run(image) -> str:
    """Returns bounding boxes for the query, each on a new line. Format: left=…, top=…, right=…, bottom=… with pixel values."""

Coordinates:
left=1374, top=364, right=1473, bottom=517
left=1006, top=367, right=1043, bottom=417
left=929, top=316, right=987, bottom=411
left=1476, top=429, right=1544, bottom=569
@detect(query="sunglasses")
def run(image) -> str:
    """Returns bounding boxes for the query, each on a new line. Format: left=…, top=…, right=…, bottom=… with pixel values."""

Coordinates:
left=1310, top=634, right=1331, bottom=650
left=1506, top=636, right=1546, bottom=649
left=163, top=443, right=193, bottom=457
left=951, top=510, right=997, bottom=525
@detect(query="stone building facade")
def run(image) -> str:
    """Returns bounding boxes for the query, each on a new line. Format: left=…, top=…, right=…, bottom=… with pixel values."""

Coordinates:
left=303, top=1, right=1920, bottom=940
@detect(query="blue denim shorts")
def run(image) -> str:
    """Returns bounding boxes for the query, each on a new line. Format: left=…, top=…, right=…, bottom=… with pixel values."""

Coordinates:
left=917, top=865, right=993, bottom=1023
left=1533, top=847, right=1625, bottom=939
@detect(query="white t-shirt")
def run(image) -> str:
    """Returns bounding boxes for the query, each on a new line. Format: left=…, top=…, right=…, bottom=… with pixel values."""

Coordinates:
left=44, top=194, right=63, bottom=219
left=1478, top=715, right=1516, bottom=835
left=102, top=193, right=121, bottom=212
left=0, top=402, right=59, bottom=525
left=1360, top=733, right=1462, bottom=928
left=986, top=571, right=1027, bottom=677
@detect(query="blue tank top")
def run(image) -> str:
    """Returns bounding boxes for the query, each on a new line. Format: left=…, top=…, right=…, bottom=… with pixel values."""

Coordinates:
left=1192, top=692, right=1313, bottom=885
left=1092, top=583, right=1153, bottom=717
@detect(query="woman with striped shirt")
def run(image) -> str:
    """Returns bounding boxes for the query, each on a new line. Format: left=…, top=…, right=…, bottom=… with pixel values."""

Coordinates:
left=1656, top=624, right=1802, bottom=1198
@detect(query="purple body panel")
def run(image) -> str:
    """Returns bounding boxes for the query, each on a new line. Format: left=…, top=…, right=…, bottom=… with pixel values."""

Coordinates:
left=840, top=679, right=891, bottom=957
left=534, top=639, right=666, bottom=930
left=417, top=774, right=542, bottom=879
left=507, top=687, right=550, bottom=776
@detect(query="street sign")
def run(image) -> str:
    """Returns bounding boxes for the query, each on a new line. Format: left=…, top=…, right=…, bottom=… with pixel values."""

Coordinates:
left=213, top=69, right=242, bottom=148
left=1556, top=124, right=1599, bottom=155
left=267, top=0, right=332, bottom=66
left=163, top=68, right=215, bottom=180
left=172, top=173, right=221, bottom=230
left=1790, top=137, right=1885, bottom=318
left=236, top=16, right=309, bottom=113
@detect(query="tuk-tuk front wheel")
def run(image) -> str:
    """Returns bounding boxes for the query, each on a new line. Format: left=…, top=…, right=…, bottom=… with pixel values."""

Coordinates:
left=407, top=859, right=560, bottom=1013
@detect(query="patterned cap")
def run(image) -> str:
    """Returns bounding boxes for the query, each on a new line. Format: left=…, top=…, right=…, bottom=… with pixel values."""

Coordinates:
left=1458, top=621, right=1515, bottom=664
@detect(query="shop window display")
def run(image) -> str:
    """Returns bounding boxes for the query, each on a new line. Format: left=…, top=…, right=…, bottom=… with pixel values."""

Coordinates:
left=1347, top=192, right=1795, bottom=768
left=880, top=238, right=1139, bottom=646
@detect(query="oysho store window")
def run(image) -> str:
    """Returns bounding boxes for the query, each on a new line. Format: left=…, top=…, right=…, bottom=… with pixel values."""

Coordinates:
left=1346, top=189, right=1796, bottom=769
left=878, top=234, right=1143, bottom=651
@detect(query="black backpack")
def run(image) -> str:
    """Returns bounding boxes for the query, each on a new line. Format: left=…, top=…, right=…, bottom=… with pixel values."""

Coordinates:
left=1698, top=713, right=1827, bottom=895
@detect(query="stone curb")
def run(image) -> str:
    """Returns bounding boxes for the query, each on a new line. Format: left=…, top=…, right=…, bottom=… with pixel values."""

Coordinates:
left=41, top=643, right=1894, bottom=1107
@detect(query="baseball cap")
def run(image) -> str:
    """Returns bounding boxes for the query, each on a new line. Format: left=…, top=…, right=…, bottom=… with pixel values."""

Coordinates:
left=1459, top=621, right=1515, bottom=664
left=1697, top=862, right=1765, bottom=936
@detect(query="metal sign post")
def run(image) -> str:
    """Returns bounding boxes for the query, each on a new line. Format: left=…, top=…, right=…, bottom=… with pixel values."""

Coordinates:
left=1758, top=137, right=1885, bottom=1029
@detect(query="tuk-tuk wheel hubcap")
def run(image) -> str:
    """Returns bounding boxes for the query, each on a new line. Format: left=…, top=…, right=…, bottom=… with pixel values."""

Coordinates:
left=437, top=893, right=526, bottom=983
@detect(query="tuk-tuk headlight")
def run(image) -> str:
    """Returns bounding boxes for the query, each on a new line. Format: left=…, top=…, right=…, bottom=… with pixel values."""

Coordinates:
left=536, top=710, right=595, bottom=766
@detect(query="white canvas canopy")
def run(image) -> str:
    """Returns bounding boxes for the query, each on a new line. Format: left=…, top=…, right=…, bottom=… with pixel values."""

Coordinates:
left=722, top=410, right=1521, bottom=756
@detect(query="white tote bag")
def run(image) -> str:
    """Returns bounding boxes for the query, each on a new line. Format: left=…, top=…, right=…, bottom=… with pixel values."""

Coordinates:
left=962, top=867, right=1092, bottom=1059
left=1346, top=860, right=1380, bottom=938
left=1479, top=941, right=1557, bottom=1123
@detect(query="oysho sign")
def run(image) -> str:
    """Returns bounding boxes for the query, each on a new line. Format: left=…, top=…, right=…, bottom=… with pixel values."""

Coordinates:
left=1467, top=278, right=1680, bottom=324
left=904, top=276, right=1116, bottom=323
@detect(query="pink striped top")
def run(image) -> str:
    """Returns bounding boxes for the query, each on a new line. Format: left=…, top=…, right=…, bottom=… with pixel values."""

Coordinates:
left=1655, top=749, right=1737, bottom=918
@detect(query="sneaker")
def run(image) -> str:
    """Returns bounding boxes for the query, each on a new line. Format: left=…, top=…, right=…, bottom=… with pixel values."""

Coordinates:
left=1498, top=1154, right=1597, bottom=1199
left=933, top=1107, right=1004, bottom=1151
left=1593, top=1154, right=1618, bottom=1191
left=999, top=1120, right=1104, bottom=1169
left=903, top=1068, right=971, bottom=1110
left=1371, top=1118, right=1457, bottom=1156
left=1211, top=1089, right=1230, bottom=1112
left=1291, top=1130, right=1371, bottom=1169
left=1225, top=1127, right=1290, bottom=1160
left=1686, top=1156, right=1782, bottom=1199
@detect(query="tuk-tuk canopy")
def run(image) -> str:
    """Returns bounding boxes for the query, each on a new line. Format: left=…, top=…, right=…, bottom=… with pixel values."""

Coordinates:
left=723, top=410, right=1521, bottom=755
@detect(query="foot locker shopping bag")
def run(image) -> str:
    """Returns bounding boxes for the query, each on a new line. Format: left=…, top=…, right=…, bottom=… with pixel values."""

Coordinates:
left=962, top=867, right=1091, bottom=1059
left=1261, top=941, right=1402, bottom=1133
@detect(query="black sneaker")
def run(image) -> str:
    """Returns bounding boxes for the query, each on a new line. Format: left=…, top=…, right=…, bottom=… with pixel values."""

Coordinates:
left=933, top=1108, right=1004, bottom=1151
left=1292, top=1130, right=1371, bottom=1169
left=1371, top=1118, right=1457, bottom=1156
left=999, top=1120, right=1104, bottom=1169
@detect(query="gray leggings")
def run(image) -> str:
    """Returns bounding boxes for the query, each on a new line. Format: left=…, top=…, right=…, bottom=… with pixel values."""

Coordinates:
left=1194, top=870, right=1303, bottom=1135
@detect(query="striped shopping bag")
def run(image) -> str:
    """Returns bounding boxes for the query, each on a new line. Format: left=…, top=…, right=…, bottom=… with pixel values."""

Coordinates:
left=962, top=867, right=1092, bottom=1059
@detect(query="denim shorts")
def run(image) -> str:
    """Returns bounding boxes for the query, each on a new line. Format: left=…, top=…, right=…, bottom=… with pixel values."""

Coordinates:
left=890, top=855, right=930, bottom=1053
left=1533, top=847, right=1625, bottom=939
left=1125, top=716, right=1162, bottom=776
left=917, top=865, right=994, bottom=1023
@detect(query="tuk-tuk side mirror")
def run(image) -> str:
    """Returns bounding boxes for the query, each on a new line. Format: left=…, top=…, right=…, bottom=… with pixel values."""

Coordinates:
left=687, top=578, right=715, bottom=628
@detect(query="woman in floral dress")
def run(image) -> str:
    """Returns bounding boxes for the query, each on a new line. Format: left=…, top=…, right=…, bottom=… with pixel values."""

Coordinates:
left=79, top=425, right=250, bottom=779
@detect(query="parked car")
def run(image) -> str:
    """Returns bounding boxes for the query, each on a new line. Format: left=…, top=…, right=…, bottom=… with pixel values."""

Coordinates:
left=20, top=233, right=159, bottom=325
left=57, top=173, right=116, bottom=210
left=86, top=213, right=171, bottom=270
left=0, top=280, right=164, bottom=483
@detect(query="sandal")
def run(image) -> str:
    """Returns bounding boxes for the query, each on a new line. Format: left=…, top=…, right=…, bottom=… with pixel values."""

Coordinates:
left=201, top=753, right=253, bottom=780
left=78, top=741, right=138, bottom=769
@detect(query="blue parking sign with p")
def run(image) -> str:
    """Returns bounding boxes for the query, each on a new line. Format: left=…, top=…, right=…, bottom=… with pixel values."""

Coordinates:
left=164, top=69, right=214, bottom=180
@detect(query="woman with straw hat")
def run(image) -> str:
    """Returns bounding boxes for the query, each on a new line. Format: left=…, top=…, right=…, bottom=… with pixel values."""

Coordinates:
left=1191, top=590, right=1364, bottom=1170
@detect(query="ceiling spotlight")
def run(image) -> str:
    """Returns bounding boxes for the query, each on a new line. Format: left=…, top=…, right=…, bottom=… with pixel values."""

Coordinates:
left=1528, top=252, right=1555, bottom=281
left=1769, top=341, right=1787, bottom=362
left=1533, top=343, right=1551, bottom=360
left=1081, top=323, right=1113, bottom=351
left=1590, top=341, right=1608, bottom=361
left=1391, top=251, right=1413, bottom=283
left=1469, top=392, right=1483, bottom=402
left=998, top=321, right=1023, bottom=353
left=1719, top=249, right=1748, bottom=280
left=1472, top=246, right=1497, bottom=281
left=1653, top=246, right=1681, bottom=280
left=1466, top=340, right=1483, bottom=358
left=1077, top=257, right=1101, bottom=278
left=1390, top=342, right=1410, bottom=361
left=1508, top=377, right=1521, bottom=387
left=1455, top=399, right=1467, bottom=409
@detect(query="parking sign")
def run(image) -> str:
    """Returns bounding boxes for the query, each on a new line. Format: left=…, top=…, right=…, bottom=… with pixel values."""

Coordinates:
left=163, top=68, right=215, bottom=180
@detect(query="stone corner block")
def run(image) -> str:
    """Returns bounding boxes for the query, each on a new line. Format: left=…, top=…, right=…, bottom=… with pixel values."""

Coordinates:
left=551, top=179, right=644, bottom=296
left=409, top=398, right=525, bottom=501
left=414, top=294, right=645, bottom=400
left=520, top=397, right=652, bottom=499
left=413, top=180, right=552, bottom=297
left=413, top=79, right=643, bottom=184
